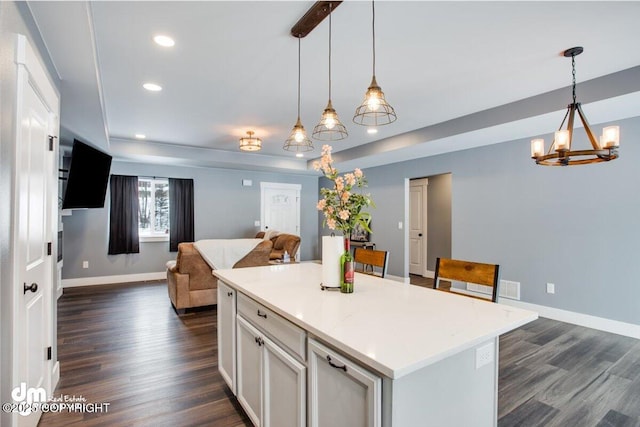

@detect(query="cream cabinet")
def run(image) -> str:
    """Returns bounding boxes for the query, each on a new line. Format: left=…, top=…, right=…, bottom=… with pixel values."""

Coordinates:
left=308, top=338, right=382, bottom=427
left=236, top=315, right=306, bottom=427
left=217, top=281, right=236, bottom=393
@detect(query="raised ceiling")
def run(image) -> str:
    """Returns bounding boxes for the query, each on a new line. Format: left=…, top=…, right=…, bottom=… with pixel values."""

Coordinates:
left=28, top=1, right=640, bottom=173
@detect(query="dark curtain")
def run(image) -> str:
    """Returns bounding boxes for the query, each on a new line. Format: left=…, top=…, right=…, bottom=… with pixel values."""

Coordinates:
left=169, top=178, right=194, bottom=252
left=108, top=175, right=140, bottom=255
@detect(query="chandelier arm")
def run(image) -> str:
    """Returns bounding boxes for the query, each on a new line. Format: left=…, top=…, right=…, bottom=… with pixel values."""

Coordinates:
left=565, top=103, right=577, bottom=151
left=575, top=103, right=601, bottom=150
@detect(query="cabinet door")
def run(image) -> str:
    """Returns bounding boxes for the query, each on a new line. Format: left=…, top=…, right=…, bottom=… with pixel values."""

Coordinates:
left=237, top=316, right=263, bottom=427
left=308, top=339, right=382, bottom=427
left=217, top=281, right=236, bottom=393
left=263, top=336, right=306, bottom=427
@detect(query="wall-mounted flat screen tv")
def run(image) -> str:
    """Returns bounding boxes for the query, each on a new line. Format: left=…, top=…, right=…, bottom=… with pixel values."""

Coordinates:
left=62, top=139, right=112, bottom=209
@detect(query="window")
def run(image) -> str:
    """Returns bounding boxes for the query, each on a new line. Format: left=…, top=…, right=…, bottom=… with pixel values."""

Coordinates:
left=138, top=178, right=169, bottom=242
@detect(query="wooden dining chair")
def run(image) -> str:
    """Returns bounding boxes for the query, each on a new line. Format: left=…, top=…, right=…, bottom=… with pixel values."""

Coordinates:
left=354, top=248, right=389, bottom=278
left=433, top=257, right=500, bottom=302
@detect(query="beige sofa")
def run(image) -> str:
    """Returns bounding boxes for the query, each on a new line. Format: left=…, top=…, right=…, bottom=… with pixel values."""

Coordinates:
left=166, top=240, right=272, bottom=314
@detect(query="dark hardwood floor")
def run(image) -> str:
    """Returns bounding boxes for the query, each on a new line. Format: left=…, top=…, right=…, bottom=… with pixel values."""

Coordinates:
left=41, top=279, right=640, bottom=427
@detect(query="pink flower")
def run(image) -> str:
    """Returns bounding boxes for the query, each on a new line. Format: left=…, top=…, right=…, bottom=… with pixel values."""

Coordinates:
left=341, top=191, right=350, bottom=202
left=312, top=161, right=321, bottom=171
left=327, top=206, right=334, bottom=214
left=316, top=199, right=326, bottom=210
left=354, top=168, right=363, bottom=178
left=327, top=218, right=336, bottom=229
left=335, top=177, right=344, bottom=192
left=345, top=173, right=356, bottom=186
left=339, top=210, right=350, bottom=220
left=322, top=145, right=332, bottom=155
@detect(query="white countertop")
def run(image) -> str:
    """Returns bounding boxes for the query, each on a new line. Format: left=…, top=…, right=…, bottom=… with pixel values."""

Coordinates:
left=213, top=263, right=537, bottom=379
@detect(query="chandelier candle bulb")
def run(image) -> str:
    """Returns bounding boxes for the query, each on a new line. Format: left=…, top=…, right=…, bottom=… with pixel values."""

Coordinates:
left=531, top=139, right=545, bottom=158
left=554, top=130, right=570, bottom=151
left=601, top=126, right=620, bottom=148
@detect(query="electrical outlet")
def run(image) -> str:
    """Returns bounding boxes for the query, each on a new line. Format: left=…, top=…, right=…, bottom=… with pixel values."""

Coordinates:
left=398, top=221, right=403, bottom=229
left=82, top=261, right=89, bottom=269
left=475, top=342, right=494, bottom=369
left=546, top=282, right=555, bottom=294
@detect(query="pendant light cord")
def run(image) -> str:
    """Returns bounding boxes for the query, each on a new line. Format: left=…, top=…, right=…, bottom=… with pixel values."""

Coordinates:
left=297, top=37, right=301, bottom=118
left=372, top=0, right=376, bottom=77
left=328, top=3, right=332, bottom=100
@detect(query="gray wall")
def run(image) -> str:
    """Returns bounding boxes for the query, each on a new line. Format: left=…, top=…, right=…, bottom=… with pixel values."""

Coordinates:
left=62, top=161, right=319, bottom=279
left=0, top=2, right=62, bottom=425
left=426, top=173, right=452, bottom=271
left=355, top=115, right=640, bottom=325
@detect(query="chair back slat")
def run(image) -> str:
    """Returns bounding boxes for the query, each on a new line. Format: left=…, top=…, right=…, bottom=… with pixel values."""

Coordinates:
left=434, top=257, right=500, bottom=302
left=354, top=248, right=389, bottom=278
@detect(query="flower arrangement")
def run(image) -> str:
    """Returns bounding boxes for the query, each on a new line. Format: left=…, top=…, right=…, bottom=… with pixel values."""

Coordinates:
left=314, top=145, right=374, bottom=237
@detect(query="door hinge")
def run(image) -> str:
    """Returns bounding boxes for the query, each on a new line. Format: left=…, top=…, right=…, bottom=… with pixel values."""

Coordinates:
left=47, top=346, right=52, bottom=361
left=47, top=242, right=52, bottom=256
left=48, top=135, right=57, bottom=151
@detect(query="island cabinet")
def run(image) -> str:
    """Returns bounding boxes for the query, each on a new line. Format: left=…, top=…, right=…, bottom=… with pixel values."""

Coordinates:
left=308, top=338, right=382, bottom=427
left=217, top=281, right=236, bottom=393
left=235, top=294, right=307, bottom=427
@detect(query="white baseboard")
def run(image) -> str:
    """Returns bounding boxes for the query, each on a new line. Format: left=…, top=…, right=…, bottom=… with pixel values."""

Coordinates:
left=424, top=270, right=435, bottom=279
left=62, top=271, right=166, bottom=288
left=500, top=299, right=640, bottom=339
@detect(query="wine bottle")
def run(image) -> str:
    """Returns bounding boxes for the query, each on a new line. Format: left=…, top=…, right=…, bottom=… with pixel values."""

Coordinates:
left=340, top=237, right=354, bottom=293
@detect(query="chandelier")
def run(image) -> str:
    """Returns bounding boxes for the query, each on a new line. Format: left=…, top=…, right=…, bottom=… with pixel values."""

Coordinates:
left=239, top=131, right=261, bottom=152
left=531, top=47, right=619, bottom=166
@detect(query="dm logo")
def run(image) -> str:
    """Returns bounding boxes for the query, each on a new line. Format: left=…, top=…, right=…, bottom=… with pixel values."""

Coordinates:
left=11, top=382, right=46, bottom=416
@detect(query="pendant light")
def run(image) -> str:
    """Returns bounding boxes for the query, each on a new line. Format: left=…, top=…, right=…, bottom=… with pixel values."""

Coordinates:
left=313, top=3, right=348, bottom=141
left=353, top=0, right=396, bottom=126
left=284, top=38, right=314, bottom=153
left=531, top=47, right=619, bottom=166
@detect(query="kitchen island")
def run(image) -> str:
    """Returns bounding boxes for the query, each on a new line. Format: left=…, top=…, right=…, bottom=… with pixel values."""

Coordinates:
left=214, top=262, right=537, bottom=427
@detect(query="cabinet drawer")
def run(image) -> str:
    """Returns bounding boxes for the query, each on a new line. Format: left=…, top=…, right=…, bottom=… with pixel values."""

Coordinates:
left=237, top=293, right=306, bottom=361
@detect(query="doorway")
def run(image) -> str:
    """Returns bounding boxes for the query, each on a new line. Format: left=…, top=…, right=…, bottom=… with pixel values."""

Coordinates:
left=408, top=174, right=452, bottom=279
left=260, top=182, right=301, bottom=236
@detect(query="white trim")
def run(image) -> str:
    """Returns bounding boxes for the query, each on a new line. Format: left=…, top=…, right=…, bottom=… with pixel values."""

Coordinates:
left=139, top=235, right=169, bottom=243
left=62, top=271, right=166, bottom=288
left=51, top=361, right=60, bottom=391
left=260, top=182, right=302, bottom=191
left=499, top=299, right=640, bottom=340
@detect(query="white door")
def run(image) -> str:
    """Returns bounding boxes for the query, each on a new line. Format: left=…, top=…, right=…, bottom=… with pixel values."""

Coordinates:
left=409, top=179, right=428, bottom=276
left=236, top=316, right=263, bottom=427
left=13, top=35, right=59, bottom=427
left=308, top=339, right=381, bottom=427
left=262, top=336, right=306, bottom=427
left=217, top=282, right=236, bottom=394
left=260, top=182, right=301, bottom=236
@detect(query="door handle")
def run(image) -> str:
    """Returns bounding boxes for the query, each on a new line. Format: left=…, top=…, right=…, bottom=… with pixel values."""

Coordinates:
left=257, top=310, right=267, bottom=319
left=326, top=355, right=347, bottom=372
left=23, top=282, right=38, bottom=294
left=227, top=291, right=233, bottom=297
left=418, top=233, right=423, bottom=237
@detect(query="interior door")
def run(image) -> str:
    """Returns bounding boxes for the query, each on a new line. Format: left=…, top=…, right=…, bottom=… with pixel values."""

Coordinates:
left=409, top=179, right=428, bottom=276
left=260, top=182, right=301, bottom=236
left=15, top=68, right=54, bottom=427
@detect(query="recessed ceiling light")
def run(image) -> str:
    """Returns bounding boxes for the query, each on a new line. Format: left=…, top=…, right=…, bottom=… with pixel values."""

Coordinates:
left=296, top=153, right=304, bottom=158
left=153, top=35, right=175, bottom=47
left=135, top=134, right=146, bottom=139
left=367, top=128, right=378, bottom=135
left=143, top=83, right=162, bottom=92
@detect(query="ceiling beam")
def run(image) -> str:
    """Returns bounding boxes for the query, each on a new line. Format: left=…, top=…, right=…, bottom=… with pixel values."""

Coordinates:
left=290, top=1, right=342, bottom=38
